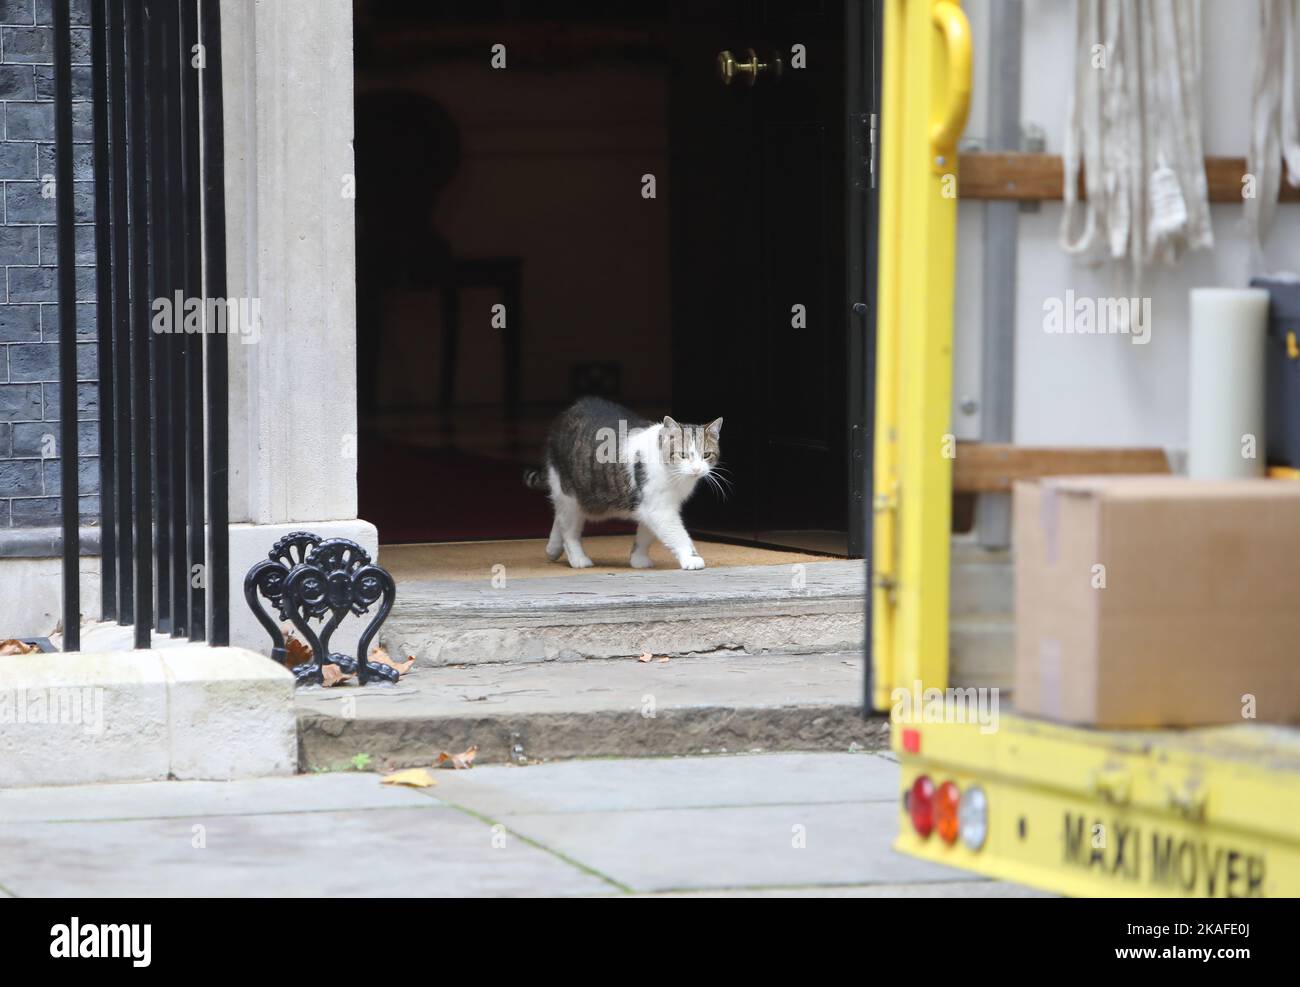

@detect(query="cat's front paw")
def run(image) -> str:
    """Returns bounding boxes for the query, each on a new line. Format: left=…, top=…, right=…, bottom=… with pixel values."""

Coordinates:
left=567, top=553, right=595, bottom=569
left=679, top=554, right=705, bottom=570
left=629, top=551, right=654, bottom=569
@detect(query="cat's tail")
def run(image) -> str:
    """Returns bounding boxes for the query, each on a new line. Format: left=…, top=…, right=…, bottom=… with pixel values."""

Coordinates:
left=522, top=466, right=550, bottom=492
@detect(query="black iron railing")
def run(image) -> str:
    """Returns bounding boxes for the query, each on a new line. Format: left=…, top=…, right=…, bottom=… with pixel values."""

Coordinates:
left=55, top=0, right=229, bottom=651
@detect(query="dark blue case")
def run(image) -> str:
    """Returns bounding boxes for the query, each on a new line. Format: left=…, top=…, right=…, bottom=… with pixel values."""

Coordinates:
left=1250, top=277, right=1300, bottom=469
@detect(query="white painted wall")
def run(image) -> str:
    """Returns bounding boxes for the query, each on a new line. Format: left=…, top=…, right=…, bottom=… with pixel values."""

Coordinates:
left=953, top=0, right=1300, bottom=450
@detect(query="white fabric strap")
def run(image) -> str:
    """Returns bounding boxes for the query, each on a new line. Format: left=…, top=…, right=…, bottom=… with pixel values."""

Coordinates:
left=1246, top=0, right=1300, bottom=263
left=1060, top=0, right=1213, bottom=280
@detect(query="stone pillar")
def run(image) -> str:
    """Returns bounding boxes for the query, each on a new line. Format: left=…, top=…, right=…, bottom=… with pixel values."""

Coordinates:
left=219, top=0, right=376, bottom=652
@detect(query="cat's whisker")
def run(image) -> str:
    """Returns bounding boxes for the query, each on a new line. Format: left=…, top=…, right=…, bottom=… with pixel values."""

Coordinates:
left=706, top=469, right=735, bottom=494
left=703, top=471, right=730, bottom=501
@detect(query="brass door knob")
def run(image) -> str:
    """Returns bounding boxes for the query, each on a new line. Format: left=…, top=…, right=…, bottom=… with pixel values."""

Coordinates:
left=717, top=48, right=783, bottom=86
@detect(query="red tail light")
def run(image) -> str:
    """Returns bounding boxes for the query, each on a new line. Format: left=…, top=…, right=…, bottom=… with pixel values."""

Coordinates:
left=936, top=781, right=961, bottom=844
left=909, top=775, right=936, bottom=838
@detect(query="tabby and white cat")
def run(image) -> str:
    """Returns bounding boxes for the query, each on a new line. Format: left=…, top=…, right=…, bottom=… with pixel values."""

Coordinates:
left=524, top=397, right=724, bottom=570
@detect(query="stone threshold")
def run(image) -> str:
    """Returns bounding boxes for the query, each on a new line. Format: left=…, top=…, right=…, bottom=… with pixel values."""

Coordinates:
left=383, top=561, right=866, bottom=666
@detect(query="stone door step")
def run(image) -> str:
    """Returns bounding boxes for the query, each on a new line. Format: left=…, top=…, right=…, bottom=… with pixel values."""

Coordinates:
left=295, top=651, right=881, bottom=769
left=383, top=562, right=866, bottom=666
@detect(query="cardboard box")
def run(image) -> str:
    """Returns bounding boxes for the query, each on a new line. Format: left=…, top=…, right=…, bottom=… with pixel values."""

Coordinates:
left=1014, top=476, right=1300, bottom=728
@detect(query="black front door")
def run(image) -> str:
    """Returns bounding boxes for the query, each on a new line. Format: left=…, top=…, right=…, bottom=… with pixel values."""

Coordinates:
left=669, top=0, right=873, bottom=557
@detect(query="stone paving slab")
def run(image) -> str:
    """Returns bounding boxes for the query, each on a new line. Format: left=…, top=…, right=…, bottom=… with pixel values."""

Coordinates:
left=297, top=651, right=882, bottom=768
left=426, top=752, right=900, bottom=816
left=0, top=753, right=1032, bottom=897
left=417, top=751, right=972, bottom=892
left=0, top=772, right=435, bottom=823
left=644, top=881, right=1050, bottom=897
left=497, top=801, right=974, bottom=892
left=0, top=807, right=611, bottom=897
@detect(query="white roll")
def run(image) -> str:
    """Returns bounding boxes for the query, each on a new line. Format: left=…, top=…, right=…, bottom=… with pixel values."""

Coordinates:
left=1187, top=288, right=1270, bottom=479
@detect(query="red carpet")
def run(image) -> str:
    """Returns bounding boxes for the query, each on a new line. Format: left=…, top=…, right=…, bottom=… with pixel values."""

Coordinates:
left=358, top=435, right=634, bottom=544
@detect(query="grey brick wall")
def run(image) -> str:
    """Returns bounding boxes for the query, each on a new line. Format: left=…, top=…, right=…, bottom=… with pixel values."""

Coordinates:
left=0, top=0, right=98, bottom=531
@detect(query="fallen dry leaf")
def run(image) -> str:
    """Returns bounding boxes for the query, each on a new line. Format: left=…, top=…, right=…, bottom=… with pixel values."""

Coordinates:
left=0, top=639, right=39, bottom=656
left=637, top=652, right=654, bottom=663
left=381, top=768, right=437, bottom=788
left=280, top=625, right=313, bottom=668
left=657, top=655, right=671, bottom=663
left=321, top=663, right=356, bottom=688
left=368, top=645, right=415, bottom=676
left=436, top=745, right=478, bottom=770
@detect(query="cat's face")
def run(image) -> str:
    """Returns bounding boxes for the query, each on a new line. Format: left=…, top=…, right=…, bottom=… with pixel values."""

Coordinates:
left=659, top=416, right=723, bottom=479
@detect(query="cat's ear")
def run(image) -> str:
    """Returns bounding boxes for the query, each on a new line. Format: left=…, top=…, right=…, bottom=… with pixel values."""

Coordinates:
left=662, top=416, right=680, bottom=432
left=706, top=417, right=723, bottom=440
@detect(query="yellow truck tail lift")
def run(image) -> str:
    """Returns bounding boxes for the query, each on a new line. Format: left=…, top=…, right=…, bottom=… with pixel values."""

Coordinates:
left=875, top=0, right=1300, bottom=898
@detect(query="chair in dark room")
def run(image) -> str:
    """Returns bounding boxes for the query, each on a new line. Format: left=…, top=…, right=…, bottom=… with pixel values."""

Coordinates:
left=354, top=89, right=524, bottom=420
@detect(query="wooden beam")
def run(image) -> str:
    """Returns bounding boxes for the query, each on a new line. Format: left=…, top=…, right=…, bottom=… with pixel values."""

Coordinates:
left=954, top=443, right=1170, bottom=494
left=959, top=152, right=1076, bottom=200
left=957, top=151, right=1300, bottom=203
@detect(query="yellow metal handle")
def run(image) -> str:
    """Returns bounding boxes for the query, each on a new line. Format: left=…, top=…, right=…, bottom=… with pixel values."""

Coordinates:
left=929, top=0, right=972, bottom=168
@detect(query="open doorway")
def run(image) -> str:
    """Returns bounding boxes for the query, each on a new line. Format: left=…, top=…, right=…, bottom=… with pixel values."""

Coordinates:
left=353, top=0, right=872, bottom=558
